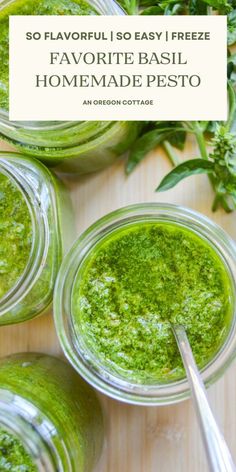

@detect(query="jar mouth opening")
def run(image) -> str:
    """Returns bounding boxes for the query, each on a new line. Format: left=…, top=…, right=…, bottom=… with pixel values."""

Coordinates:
left=54, top=203, right=236, bottom=405
left=0, top=392, right=57, bottom=471
left=0, top=420, right=41, bottom=471
left=0, top=157, right=48, bottom=315
left=71, top=218, right=235, bottom=387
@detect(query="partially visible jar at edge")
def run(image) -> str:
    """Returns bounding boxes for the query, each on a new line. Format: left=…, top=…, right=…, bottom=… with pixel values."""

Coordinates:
left=0, top=0, right=140, bottom=175
left=0, top=352, right=104, bottom=472
left=0, top=152, right=74, bottom=325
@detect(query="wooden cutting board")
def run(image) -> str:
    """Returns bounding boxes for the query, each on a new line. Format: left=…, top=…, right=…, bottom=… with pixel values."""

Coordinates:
left=1, top=136, right=236, bottom=472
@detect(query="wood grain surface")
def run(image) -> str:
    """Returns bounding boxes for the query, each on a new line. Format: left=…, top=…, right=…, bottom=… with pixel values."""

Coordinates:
left=1, top=136, right=236, bottom=472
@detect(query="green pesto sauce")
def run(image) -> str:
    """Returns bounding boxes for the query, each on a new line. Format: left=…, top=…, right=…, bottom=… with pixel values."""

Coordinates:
left=0, top=428, right=37, bottom=472
left=0, top=173, right=32, bottom=299
left=72, top=222, right=232, bottom=383
left=0, top=0, right=97, bottom=111
left=0, top=353, right=103, bottom=471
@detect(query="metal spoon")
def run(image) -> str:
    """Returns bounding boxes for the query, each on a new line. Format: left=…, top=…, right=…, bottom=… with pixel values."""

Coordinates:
left=172, top=324, right=236, bottom=472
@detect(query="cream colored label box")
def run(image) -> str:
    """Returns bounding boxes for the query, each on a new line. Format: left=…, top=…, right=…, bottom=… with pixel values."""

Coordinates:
left=9, top=15, right=227, bottom=121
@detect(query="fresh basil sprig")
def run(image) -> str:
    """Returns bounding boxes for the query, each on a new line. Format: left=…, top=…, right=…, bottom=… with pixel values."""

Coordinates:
left=119, top=0, right=235, bottom=15
left=156, top=94, right=236, bottom=212
left=228, top=9, right=236, bottom=45
left=156, top=159, right=214, bottom=192
left=126, top=123, right=186, bottom=174
left=125, top=84, right=236, bottom=212
left=119, top=0, right=236, bottom=212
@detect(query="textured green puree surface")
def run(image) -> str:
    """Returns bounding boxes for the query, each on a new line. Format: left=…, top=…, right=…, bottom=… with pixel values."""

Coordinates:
left=72, top=222, right=232, bottom=382
left=0, top=428, right=37, bottom=472
left=0, top=354, right=103, bottom=470
left=0, top=173, right=32, bottom=299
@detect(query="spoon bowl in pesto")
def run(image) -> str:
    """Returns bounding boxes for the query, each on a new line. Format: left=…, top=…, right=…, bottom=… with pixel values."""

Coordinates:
left=54, top=203, right=236, bottom=405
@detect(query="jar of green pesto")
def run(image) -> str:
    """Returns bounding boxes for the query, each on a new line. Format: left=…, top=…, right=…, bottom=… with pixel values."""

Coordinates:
left=0, top=0, right=140, bottom=175
left=0, top=152, right=73, bottom=325
left=54, top=203, right=236, bottom=405
left=0, top=353, right=103, bottom=471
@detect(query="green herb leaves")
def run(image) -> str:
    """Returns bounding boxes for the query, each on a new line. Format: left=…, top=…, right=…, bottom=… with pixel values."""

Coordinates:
left=210, top=127, right=236, bottom=210
left=118, top=0, right=236, bottom=212
left=156, top=159, right=214, bottom=191
left=228, top=9, right=236, bottom=45
left=126, top=123, right=186, bottom=174
left=157, top=126, right=236, bottom=211
left=126, top=128, right=173, bottom=174
left=126, top=85, right=236, bottom=212
left=119, top=0, right=234, bottom=15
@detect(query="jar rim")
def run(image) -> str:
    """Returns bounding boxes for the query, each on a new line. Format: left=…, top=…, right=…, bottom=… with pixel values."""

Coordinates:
left=0, top=387, right=67, bottom=471
left=54, top=203, right=236, bottom=405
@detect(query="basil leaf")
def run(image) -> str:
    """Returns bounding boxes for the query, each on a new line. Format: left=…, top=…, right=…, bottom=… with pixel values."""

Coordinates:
left=152, top=121, right=187, bottom=150
left=203, top=0, right=232, bottom=12
left=156, top=159, right=214, bottom=191
left=168, top=130, right=186, bottom=150
left=189, top=0, right=208, bottom=14
left=117, top=0, right=138, bottom=14
left=228, top=10, right=236, bottom=45
left=225, top=149, right=236, bottom=176
left=227, top=81, right=236, bottom=132
left=228, top=54, right=236, bottom=82
left=227, top=53, right=236, bottom=66
left=164, top=2, right=185, bottom=14
left=206, top=121, right=221, bottom=133
left=196, top=121, right=209, bottom=132
left=228, top=61, right=234, bottom=79
left=139, top=0, right=158, bottom=5
left=126, top=128, right=177, bottom=174
left=141, top=6, right=164, bottom=13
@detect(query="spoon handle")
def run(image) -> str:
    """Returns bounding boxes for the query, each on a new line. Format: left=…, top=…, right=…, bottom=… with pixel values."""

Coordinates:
left=173, top=324, right=236, bottom=472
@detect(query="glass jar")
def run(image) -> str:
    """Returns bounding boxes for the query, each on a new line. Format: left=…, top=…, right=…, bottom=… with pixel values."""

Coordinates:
left=0, top=0, right=140, bottom=175
left=0, top=151, right=74, bottom=325
left=0, top=352, right=103, bottom=471
left=54, top=203, right=236, bottom=405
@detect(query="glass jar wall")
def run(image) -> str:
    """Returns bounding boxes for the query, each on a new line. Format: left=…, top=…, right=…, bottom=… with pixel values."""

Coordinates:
left=0, top=152, right=74, bottom=325
left=0, top=353, right=104, bottom=471
left=54, top=203, right=236, bottom=405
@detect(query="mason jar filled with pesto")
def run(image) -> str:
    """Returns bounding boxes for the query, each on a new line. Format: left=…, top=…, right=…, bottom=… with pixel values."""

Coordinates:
left=0, top=0, right=140, bottom=175
left=54, top=203, right=236, bottom=405
left=0, top=352, right=103, bottom=471
left=0, top=152, right=73, bottom=325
